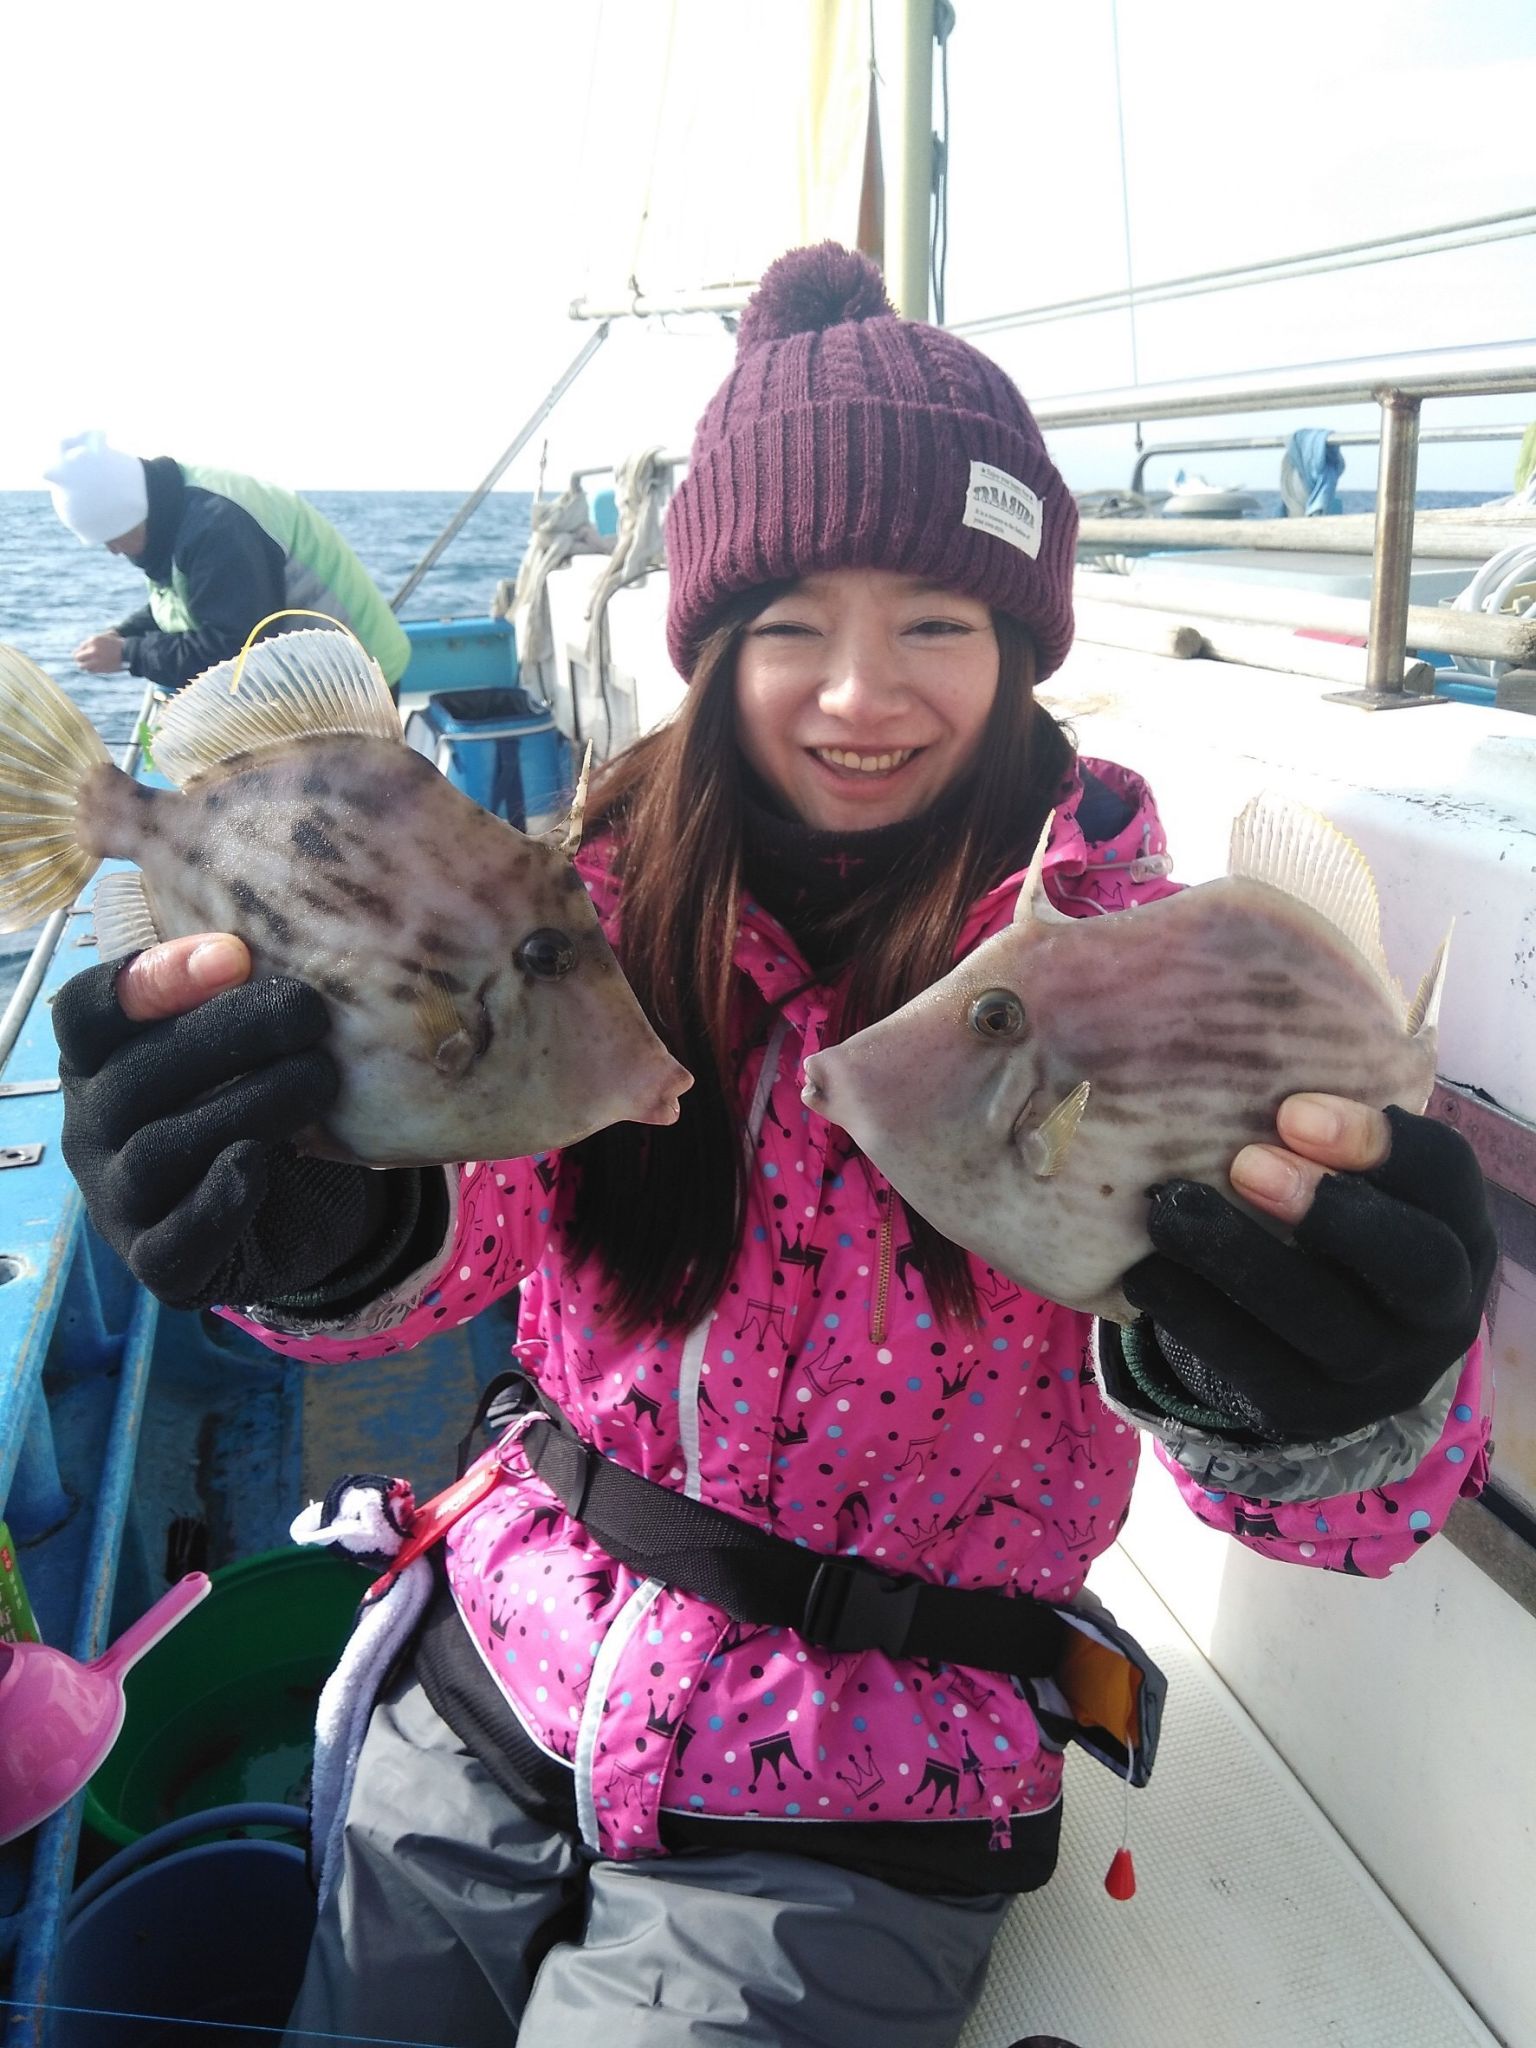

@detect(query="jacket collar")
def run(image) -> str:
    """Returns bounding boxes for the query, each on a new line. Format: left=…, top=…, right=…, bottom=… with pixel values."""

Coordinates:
left=133, top=456, right=187, bottom=585
left=577, top=752, right=1165, bottom=1031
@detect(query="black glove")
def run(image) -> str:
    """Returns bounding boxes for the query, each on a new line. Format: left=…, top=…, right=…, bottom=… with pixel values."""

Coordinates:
left=54, top=961, right=439, bottom=1314
left=1113, top=1107, right=1496, bottom=1441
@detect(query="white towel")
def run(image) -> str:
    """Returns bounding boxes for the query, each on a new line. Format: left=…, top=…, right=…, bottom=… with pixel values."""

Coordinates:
left=291, top=1476, right=433, bottom=1907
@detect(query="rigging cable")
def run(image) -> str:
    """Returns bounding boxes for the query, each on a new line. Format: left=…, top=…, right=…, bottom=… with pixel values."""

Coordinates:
left=931, top=3, right=954, bottom=324
left=626, top=0, right=682, bottom=303
left=1108, top=0, right=1142, bottom=451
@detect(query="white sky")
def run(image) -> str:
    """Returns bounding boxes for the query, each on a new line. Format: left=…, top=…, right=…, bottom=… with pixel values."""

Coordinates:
left=4, top=0, right=1533, bottom=497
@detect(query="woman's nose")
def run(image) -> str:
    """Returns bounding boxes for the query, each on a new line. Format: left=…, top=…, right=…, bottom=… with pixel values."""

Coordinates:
left=818, top=632, right=909, bottom=715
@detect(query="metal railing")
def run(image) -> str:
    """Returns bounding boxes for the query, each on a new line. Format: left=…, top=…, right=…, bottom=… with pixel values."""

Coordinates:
left=1036, top=341, right=1536, bottom=705
left=1129, top=424, right=1528, bottom=495
left=568, top=453, right=687, bottom=488
left=569, top=284, right=751, bottom=321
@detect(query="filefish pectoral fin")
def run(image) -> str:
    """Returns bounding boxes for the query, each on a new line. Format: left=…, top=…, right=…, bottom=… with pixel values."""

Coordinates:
left=1022, top=1079, right=1092, bottom=1178
left=413, top=973, right=494, bottom=1080
left=431, top=1026, right=481, bottom=1082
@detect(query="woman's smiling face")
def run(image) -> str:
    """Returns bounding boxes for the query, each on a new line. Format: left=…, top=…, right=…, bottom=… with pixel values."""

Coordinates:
left=732, top=568, right=1001, bottom=832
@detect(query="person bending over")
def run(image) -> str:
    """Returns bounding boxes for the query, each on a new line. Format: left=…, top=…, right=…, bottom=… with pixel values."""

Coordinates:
left=44, top=430, right=411, bottom=694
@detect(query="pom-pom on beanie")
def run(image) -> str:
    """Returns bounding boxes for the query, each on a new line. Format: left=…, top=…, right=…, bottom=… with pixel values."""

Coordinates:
left=664, top=242, right=1077, bottom=679
left=44, top=432, right=149, bottom=547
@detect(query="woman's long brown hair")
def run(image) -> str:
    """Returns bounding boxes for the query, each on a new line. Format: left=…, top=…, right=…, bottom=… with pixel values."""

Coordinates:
left=566, top=594, right=1074, bottom=1333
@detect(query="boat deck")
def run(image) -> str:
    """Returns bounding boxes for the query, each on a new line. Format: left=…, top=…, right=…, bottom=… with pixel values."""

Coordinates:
left=959, top=1546, right=1497, bottom=2048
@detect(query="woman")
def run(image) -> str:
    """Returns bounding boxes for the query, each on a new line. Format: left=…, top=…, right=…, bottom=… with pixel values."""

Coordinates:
left=54, top=246, right=1495, bottom=2048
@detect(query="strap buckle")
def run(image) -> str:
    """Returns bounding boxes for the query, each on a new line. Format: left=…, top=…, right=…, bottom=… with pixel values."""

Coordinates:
left=455, top=1368, right=543, bottom=1477
left=801, top=1555, right=922, bottom=1657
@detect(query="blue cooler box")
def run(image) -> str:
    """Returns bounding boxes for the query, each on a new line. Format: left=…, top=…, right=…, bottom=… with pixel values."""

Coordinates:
left=404, top=688, right=571, bottom=836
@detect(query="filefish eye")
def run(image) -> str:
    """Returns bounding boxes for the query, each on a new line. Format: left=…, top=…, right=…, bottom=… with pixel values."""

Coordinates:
left=968, top=989, right=1026, bottom=1041
left=515, top=928, right=577, bottom=980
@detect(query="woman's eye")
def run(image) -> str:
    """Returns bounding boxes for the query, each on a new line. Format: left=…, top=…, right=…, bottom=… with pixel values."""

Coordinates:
left=908, top=618, right=971, bottom=636
left=516, top=928, right=577, bottom=980
left=751, top=620, right=818, bottom=638
left=968, top=990, right=1026, bottom=1040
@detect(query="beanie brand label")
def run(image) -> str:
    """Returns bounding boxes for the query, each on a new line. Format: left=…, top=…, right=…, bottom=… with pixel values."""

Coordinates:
left=962, top=462, right=1043, bottom=560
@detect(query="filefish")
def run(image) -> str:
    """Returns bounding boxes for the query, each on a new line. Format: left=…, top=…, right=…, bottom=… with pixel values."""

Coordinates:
left=0, top=632, right=690, bottom=1167
left=802, top=797, right=1449, bottom=1323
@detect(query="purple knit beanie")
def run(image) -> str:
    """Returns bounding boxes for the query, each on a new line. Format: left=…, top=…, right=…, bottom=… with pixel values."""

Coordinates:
left=665, top=242, right=1077, bottom=680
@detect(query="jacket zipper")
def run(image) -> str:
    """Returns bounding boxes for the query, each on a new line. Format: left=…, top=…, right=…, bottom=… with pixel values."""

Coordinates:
left=870, top=1185, right=894, bottom=1345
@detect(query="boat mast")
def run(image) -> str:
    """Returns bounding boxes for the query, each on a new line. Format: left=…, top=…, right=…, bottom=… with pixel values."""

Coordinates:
left=882, top=0, right=938, bottom=320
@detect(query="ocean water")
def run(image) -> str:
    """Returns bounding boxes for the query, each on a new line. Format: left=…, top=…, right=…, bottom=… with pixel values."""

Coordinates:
left=0, top=488, right=533, bottom=719
left=0, top=487, right=533, bottom=999
left=0, top=481, right=1498, bottom=1006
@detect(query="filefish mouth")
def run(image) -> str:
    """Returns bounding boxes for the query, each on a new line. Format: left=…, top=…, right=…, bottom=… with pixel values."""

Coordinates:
left=630, top=1057, right=693, bottom=1126
left=801, top=1051, right=833, bottom=1114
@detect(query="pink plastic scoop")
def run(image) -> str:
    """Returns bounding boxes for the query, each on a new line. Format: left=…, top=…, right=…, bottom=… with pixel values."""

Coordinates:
left=0, top=1571, right=211, bottom=1844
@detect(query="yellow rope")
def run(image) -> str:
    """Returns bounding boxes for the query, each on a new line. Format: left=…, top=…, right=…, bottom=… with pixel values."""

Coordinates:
left=228, top=609, right=365, bottom=694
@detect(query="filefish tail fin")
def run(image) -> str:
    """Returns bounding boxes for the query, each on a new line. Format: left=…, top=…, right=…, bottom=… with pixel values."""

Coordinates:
left=1406, top=923, right=1453, bottom=1039
left=0, top=643, right=110, bottom=934
left=91, top=871, right=164, bottom=962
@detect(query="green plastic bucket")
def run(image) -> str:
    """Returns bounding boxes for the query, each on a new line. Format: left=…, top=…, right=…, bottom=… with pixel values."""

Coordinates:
left=83, top=1547, right=370, bottom=1846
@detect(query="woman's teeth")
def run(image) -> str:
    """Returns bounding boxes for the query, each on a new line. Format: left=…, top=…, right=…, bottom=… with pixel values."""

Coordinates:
left=814, top=747, right=916, bottom=775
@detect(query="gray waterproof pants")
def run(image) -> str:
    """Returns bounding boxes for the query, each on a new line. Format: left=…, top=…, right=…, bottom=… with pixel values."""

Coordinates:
left=286, top=1672, right=1012, bottom=2048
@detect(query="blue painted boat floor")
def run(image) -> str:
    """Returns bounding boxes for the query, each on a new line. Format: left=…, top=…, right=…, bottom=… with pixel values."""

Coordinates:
left=118, top=1302, right=509, bottom=1584
left=297, top=1305, right=513, bottom=1509
left=1, top=1282, right=515, bottom=1929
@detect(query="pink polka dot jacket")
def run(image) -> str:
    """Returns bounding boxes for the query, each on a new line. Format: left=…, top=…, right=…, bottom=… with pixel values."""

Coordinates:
left=235, top=757, right=1489, bottom=1876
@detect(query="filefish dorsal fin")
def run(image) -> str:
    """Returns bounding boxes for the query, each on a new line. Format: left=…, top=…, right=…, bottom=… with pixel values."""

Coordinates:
left=1228, top=794, right=1399, bottom=1007
left=152, top=628, right=402, bottom=788
left=1021, top=1079, right=1092, bottom=1178
left=90, top=871, right=163, bottom=961
left=1012, top=811, right=1074, bottom=927
left=1406, top=924, right=1453, bottom=1038
left=549, top=743, right=593, bottom=857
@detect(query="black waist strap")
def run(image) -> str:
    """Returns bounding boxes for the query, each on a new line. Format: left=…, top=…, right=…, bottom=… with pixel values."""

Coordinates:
left=520, top=1412, right=1065, bottom=1679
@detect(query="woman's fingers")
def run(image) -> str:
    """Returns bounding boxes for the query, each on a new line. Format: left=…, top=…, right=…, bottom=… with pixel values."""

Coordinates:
left=1229, top=1094, right=1394, bottom=1225
left=1274, top=1094, right=1394, bottom=1171
left=116, top=935, right=251, bottom=1023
